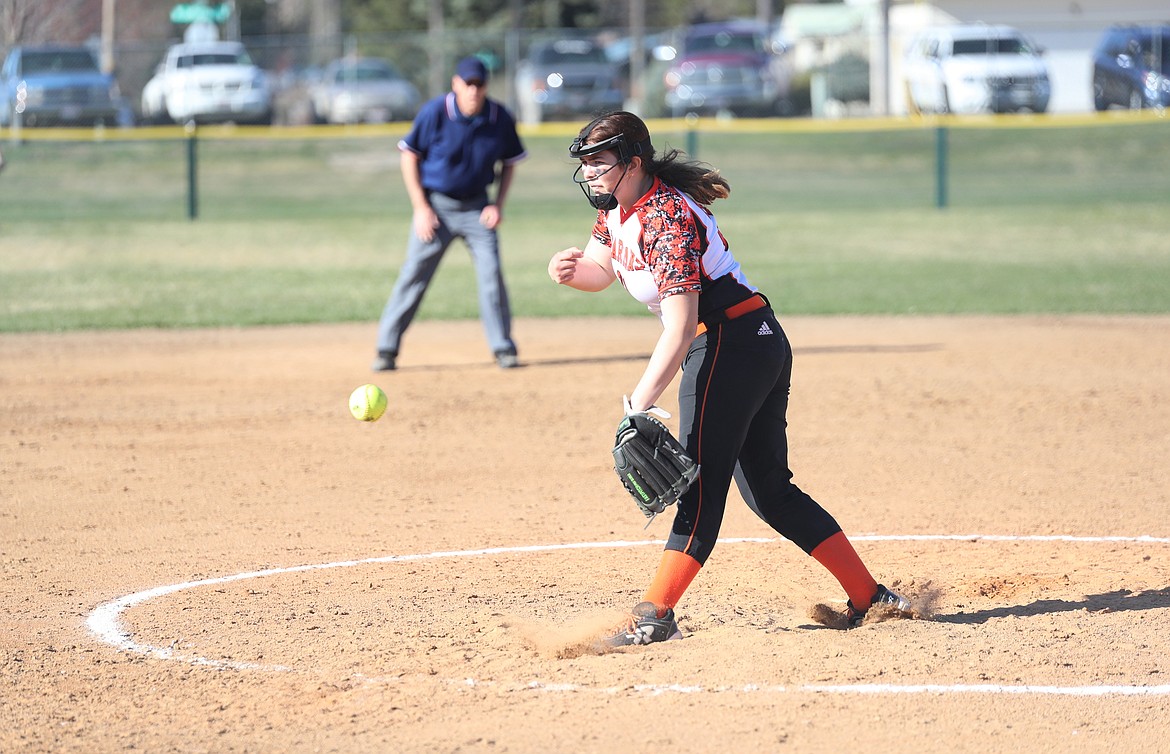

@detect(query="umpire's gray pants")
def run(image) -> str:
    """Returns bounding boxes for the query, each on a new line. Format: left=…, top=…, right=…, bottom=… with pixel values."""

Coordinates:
left=376, top=191, right=515, bottom=357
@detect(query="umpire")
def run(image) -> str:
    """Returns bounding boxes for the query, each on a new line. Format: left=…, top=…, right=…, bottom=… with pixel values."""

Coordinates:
left=372, top=56, right=528, bottom=371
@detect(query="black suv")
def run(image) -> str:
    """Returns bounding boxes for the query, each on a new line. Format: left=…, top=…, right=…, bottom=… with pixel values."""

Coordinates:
left=1091, top=25, right=1170, bottom=110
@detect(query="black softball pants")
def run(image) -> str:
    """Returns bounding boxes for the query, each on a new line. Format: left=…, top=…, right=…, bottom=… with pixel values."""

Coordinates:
left=668, top=306, right=842, bottom=565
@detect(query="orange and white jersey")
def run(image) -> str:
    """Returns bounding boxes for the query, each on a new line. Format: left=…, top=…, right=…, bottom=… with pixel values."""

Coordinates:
left=590, top=178, right=756, bottom=320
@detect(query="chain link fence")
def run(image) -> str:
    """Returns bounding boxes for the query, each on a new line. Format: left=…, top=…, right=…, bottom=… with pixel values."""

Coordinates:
left=87, top=15, right=1167, bottom=129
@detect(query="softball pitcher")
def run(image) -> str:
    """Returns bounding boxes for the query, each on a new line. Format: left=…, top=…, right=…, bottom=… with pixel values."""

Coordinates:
left=547, top=111, right=910, bottom=646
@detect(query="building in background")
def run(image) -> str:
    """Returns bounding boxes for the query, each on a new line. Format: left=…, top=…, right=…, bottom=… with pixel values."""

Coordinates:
left=903, top=0, right=1167, bottom=112
left=779, top=0, right=1168, bottom=115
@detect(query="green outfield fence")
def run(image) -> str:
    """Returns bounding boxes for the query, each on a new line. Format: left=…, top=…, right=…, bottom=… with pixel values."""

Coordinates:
left=1, top=111, right=1168, bottom=223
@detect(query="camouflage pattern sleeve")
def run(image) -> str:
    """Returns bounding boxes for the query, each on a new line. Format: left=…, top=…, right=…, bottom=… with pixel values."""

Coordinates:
left=643, top=191, right=703, bottom=299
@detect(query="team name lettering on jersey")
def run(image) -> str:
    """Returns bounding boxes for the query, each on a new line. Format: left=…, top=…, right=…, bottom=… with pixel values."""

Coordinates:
left=612, top=237, right=645, bottom=274
left=591, top=178, right=755, bottom=319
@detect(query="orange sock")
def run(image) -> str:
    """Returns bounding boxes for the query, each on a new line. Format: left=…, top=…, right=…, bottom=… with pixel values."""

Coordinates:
left=642, top=549, right=703, bottom=615
left=810, top=531, right=879, bottom=609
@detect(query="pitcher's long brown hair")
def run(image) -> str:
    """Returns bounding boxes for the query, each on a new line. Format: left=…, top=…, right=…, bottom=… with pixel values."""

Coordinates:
left=578, top=111, right=731, bottom=206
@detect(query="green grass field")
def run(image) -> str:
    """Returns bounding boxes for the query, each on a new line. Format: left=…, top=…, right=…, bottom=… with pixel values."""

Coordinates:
left=1, top=117, right=1168, bottom=332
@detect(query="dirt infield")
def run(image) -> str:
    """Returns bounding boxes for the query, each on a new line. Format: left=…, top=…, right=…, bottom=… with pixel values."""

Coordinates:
left=3, top=316, right=1169, bottom=753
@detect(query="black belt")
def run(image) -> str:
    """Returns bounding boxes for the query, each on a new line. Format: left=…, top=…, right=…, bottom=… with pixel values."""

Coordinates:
left=695, top=293, right=767, bottom=336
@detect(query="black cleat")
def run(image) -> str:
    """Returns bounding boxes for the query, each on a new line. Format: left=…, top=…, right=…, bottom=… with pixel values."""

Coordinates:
left=846, top=584, right=912, bottom=627
left=603, top=601, right=684, bottom=647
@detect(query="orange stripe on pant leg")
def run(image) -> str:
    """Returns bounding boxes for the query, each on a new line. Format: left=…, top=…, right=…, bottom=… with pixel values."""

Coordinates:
left=684, top=326, right=721, bottom=556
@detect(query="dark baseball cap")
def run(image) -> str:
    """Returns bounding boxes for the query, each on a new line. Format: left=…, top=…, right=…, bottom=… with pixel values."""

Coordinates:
left=455, top=56, right=489, bottom=84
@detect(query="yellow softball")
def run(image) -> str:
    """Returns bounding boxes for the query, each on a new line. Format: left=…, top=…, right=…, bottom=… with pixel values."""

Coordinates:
left=349, top=384, right=388, bottom=422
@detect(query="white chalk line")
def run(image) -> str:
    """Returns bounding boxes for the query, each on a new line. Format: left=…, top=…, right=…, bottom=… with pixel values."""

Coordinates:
left=85, top=533, right=1170, bottom=696
left=518, top=681, right=1170, bottom=697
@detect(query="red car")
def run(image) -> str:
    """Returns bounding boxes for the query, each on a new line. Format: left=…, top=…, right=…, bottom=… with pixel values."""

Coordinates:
left=663, top=21, right=794, bottom=117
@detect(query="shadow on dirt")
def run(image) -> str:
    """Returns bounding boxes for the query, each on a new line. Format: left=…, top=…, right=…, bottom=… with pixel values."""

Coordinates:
left=521, top=353, right=653, bottom=368
left=934, top=587, right=1170, bottom=625
left=516, top=344, right=944, bottom=369
left=797, top=344, right=943, bottom=356
left=387, top=353, right=652, bottom=371
left=390, top=345, right=942, bottom=372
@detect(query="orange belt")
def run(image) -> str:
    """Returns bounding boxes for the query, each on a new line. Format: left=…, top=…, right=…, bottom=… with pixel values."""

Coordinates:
left=695, top=293, right=767, bottom=336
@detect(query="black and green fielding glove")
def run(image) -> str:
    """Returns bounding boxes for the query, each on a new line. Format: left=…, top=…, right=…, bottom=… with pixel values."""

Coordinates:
left=612, top=413, right=699, bottom=522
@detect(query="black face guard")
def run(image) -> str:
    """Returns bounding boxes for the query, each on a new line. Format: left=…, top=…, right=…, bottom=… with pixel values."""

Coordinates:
left=571, top=161, right=626, bottom=211
left=569, top=127, right=653, bottom=211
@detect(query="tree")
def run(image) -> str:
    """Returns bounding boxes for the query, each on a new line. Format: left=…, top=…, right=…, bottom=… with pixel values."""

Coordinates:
left=1, top=0, right=92, bottom=48
left=336, top=0, right=778, bottom=34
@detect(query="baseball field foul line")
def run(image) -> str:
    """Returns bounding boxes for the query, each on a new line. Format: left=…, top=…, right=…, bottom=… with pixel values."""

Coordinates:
left=84, top=534, right=1170, bottom=696
left=511, top=680, right=1170, bottom=696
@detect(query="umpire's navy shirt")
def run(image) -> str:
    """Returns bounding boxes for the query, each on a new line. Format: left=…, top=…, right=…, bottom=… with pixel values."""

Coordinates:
left=398, top=92, right=527, bottom=200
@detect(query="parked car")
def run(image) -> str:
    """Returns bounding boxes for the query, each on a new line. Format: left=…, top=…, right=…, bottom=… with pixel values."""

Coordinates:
left=903, top=25, right=1051, bottom=114
left=140, top=40, right=272, bottom=125
left=603, top=30, right=676, bottom=69
left=0, top=44, right=124, bottom=127
left=269, top=65, right=323, bottom=126
left=307, top=57, right=421, bottom=124
left=1091, top=25, right=1170, bottom=111
left=514, top=38, right=623, bottom=124
left=661, top=20, right=794, bottom=117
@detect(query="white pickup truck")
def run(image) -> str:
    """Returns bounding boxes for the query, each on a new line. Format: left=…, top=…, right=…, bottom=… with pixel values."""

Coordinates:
left=140, top=40, right=272, bottom=125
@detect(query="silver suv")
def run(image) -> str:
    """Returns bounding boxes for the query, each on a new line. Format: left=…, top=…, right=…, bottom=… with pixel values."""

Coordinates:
left=903, top=25, right=1051, bottom=114
left=514, top=38, right=623, bottom=124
